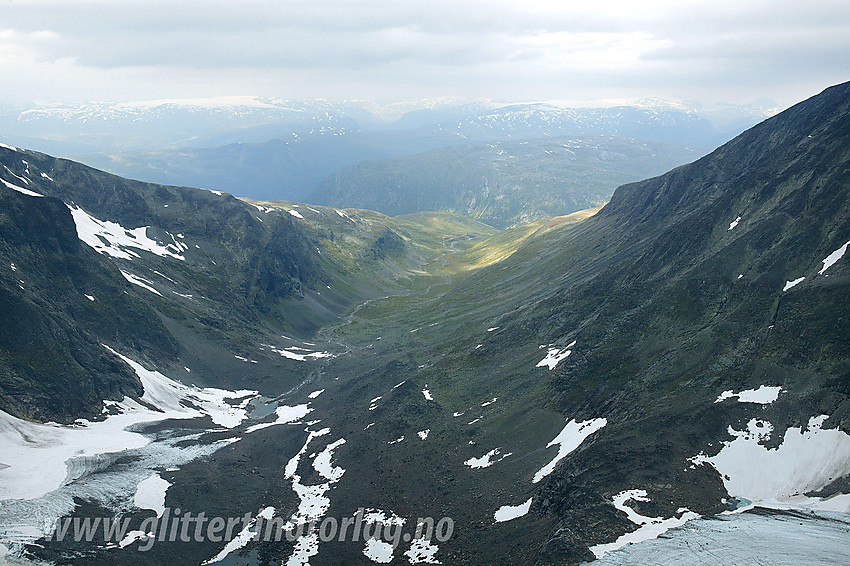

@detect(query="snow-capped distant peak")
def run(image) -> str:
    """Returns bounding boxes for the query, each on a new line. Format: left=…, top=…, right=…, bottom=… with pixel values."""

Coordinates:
left=115, top=96, right=282, bottom=110
left=633, top=97, right=698, bottom=113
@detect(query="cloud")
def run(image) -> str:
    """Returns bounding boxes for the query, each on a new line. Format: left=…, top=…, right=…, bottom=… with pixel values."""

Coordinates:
left=0, top=0, right=847, bottom=105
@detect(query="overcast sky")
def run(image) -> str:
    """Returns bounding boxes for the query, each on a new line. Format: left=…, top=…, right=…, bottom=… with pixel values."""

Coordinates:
left=1, top=0, right=848, bottom=108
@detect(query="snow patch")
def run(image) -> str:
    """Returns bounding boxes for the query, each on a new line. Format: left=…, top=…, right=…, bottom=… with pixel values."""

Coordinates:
left=465, top=448, right=510, bottom=469
left=69, top=205, right=185, bottom=261
left=404, top=536, right=441, bottom=564
left=590, top=490, right=699, bottom=558
left=819, top=241, right=849, bottom=275
left=118, top=530, right=153, bottom=549
left=3, top=165, right=30, bottom=186
left=120, top=270, right=162, bottom=296
left=417, top=430, right=430, bottom=440
left=269, top=345, right=334, bottom=362
left=715, top=385, right=782, bottom=404
left=536, top=341, right=576, bottom=370
left=313, top=439, right=346, bottom=481
left=133, top=473, right=170, bottom=517
left=246, top=404, right=312, bottom=433
left=728, top=216, right=741, bottom=230
left=281, top=428, right=346, bottom=565
left=358, top=509, right=407, bottom=563
left=203, top=506, right=276, bottom=564
left=533, top=418, right=607, bottom=483
left=783, top=277, right=805, bottom=291
left=1, top=178, right=43, bottom=197
left=494, top=498, right=532, bottom=522
left=363, top=538, right=395, bottom=563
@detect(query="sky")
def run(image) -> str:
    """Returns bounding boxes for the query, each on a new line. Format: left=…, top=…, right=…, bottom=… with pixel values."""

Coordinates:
left=1, top=0, right=849, bottom=108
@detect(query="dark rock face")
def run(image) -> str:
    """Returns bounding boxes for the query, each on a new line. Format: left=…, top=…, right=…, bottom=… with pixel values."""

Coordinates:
left=365, top=228, right=405, bottom=260
left=0, top=192, right=166, bottom=422
left=0, top=147, right=322, bottom=422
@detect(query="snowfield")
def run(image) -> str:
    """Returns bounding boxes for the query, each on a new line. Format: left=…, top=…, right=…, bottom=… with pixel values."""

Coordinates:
left=592, top=508, right=850, bottom=565
left=691, top=415, right=850, bottom=512
left=0, top=347, right=256, bottom=503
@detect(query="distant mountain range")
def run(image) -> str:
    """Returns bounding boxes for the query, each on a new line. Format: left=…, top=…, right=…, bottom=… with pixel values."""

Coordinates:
left=312, top=135, right=704, bottom=228
left=0, top=97, right=777, bottom=152
left=1, top=97, right=776, bottom=207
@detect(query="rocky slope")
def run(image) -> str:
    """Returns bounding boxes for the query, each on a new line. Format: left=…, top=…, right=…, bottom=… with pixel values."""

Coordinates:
left=416, top=79, right=850, bottom=562
left=0, top=189, right=171, bottom=422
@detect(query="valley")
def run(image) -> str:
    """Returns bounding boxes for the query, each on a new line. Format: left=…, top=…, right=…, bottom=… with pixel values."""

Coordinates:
left=1, top=80, right=849, bottom=566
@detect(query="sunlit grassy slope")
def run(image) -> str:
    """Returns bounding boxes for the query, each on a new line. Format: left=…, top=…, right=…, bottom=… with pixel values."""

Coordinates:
left=242, top=198, right=602, bottom=294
